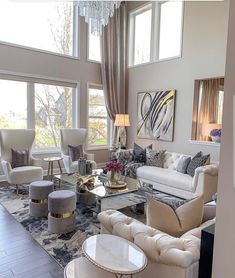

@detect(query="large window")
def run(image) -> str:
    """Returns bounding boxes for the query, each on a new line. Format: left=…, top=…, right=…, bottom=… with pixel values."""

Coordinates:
left=0, top=80, right=27, bottom=129
left=88, top=85, right=110, bottom=148
left=88, top=24, right=101, bottom=62
left=35, top=84, right=73, bottom=148
left=0, top=77, right=77, bottom=150
left=0, top=0, right=78, bottom=57
left=129, top=2, right=184, bottom=66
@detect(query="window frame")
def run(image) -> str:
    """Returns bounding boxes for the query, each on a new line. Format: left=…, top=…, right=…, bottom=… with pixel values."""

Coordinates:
left=0, top=2, right=80, bottom=60
left=128, top=1, right=184, bottom=68
left=0, top=72, right=80, bottom=154
left=87, top=25, right=102, bottom=64
left=86, top=83, right=112, bottom=150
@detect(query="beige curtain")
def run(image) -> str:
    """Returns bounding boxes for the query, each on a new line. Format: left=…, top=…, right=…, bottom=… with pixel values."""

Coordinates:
left=197, top=78, right=221, bottom=140
left=101, top=2, right=127, bottom=145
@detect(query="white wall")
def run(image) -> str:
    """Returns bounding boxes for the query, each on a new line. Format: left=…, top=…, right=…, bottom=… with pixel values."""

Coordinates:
left=212, top=0, right=235, bottom=276
left=0, top=17, right=110, bottom=169
left=127, top=1, right=229, bottom=161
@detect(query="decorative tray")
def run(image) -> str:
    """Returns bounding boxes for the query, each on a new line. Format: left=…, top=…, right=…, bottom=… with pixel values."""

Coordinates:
left=105, top=182, right=127, bottom=189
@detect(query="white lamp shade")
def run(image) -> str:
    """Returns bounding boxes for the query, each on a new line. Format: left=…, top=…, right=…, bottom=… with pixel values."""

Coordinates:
left=114, top=114, right=130, bottom=127
left=202, top=123, right=222, bottom=136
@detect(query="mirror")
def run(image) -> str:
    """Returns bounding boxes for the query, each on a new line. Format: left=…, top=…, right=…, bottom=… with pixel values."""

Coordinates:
left=191, top=77, right=224, bottom=142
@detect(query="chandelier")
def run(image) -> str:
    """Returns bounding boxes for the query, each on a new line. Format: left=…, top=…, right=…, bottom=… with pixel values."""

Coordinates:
left=76, top=1, right=121, bottom=36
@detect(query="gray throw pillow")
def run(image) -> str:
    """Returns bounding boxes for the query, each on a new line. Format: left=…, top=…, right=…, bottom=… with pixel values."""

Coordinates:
left=176, top=155, right=191, bottom=174
left=186, top=151, right=210, bottom=177
left=146, top=148, right=166, bottom=167
left=68, top=144, right=83, bottom=161
left=11, top=149, right=29, bottom=168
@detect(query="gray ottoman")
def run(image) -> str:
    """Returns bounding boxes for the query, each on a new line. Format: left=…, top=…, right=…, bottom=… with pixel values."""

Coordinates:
left=29, top=180, right=54, bottom=217
left=48, top=190, right=76, bottom=234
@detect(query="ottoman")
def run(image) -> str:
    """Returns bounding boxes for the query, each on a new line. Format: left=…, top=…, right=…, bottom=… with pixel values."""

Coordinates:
left=29, top=180, right=54, bottom=217
left=48, top=190, right=76, bottom=234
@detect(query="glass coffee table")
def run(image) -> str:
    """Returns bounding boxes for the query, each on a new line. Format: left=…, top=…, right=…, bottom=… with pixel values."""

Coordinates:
left=54, top=170, right=145, bottom=212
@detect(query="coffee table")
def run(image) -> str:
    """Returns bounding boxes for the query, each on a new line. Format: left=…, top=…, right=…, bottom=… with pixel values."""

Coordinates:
left=82, top=234, right=147, bottom=278
left=54, top=170, right=143, bottom=212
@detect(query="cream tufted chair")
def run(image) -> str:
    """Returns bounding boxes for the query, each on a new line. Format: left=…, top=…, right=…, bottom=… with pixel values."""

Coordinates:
left=0, top=129, right=43, bottom=194
left=60, top=128, right=96, bottom=174
left=98, top=209, right=215, bottom=278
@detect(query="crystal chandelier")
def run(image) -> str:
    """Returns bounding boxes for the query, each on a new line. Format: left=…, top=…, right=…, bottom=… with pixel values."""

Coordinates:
left=76, top=1, right=121, bottom=36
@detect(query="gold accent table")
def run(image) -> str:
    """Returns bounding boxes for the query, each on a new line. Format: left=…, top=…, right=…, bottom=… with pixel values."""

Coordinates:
left=44, top=156, right=63, bottom=180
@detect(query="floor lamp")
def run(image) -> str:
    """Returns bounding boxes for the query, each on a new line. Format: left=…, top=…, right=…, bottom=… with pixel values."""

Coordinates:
left=114, top=114, right=130, bottom=149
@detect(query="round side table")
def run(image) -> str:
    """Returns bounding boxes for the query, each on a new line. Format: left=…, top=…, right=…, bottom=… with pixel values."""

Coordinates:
left=44, top=157, right=63, bottom=180
left=82, top=234, right=147, bottom=278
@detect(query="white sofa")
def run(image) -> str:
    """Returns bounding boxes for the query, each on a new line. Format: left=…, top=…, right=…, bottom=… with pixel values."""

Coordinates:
left=98, top=209, right=215, bottom=278
left=137, top=152, right=218, bottom=202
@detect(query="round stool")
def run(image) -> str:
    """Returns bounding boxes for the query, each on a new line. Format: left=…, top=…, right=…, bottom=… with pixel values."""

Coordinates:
left=48, top=190, right=76, bottom=234
left=29, top=180, right=54, bottom=217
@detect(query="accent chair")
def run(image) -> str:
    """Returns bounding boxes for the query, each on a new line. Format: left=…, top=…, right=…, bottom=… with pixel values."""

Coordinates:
left=0, top=129, right=43, bottom=194
left=60, top=128, right=96, bottom=174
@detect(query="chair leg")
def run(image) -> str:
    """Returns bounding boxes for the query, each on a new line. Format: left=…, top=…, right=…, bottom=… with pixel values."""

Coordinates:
left=16, top=184, right=19, bottom=195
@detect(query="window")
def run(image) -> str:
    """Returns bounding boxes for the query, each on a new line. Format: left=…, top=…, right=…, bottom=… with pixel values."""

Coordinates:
left=191, top=77, right=224, bottom=141
left=88, top=23, right=101, bottom=62
left=0, top=80, right=27, bottom=129
left=0, top=0, right=78, bottom=57
left=88, top=85, right=110, bottom=148
left=35, top=84, right=73, bottom=148
left=159, top=2, right=183, bottom=60
left=0, top=76, right=78, bottom=150
left=129, top=2, right=184, bottom=66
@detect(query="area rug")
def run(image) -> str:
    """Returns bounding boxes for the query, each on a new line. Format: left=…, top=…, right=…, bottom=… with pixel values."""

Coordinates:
left=0, top=183, right=146, bottom=268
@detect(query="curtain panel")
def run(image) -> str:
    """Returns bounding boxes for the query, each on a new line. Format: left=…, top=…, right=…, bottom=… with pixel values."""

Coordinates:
left=101, top=2, right=128, bottom=145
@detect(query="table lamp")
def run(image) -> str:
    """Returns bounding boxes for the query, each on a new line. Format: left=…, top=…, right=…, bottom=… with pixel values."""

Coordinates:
left=114, top=114, right=130, bottom=149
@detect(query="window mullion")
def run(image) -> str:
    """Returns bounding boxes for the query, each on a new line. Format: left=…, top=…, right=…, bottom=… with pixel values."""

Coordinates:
left=27, top=82, right=35, bottom=130
left=152, top=2, right=160, bottom=62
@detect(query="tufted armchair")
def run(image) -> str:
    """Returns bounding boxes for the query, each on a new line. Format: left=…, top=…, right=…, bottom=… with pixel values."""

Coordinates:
left=98, top=209, right=215, bottom=278
left=0, top=129, right=43, bottom=194
left=60, top=128, right=96, bottom=174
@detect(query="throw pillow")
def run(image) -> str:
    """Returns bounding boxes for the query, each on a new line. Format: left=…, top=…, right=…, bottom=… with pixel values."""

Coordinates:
left=68, top=144, right=83, bottom=161
left=146, top=194, right=204, bottom=237
left=186, top=151, right=210, bottom=177
left=176, top=155, right=191, bottom=174
left=11, top=149, right=29, bottom=168
left=133, top=143, right=152, bottom=163
left=146, top=148, right=166, bottom=167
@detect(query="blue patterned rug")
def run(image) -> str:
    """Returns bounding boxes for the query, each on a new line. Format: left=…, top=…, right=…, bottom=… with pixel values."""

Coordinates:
left=0, top=183, right=146, bottom=268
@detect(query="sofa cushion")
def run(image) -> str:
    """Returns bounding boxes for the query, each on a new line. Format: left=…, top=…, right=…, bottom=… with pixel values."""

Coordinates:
left=137, top=166, right=194, bottom=192
left=163, top=152, right=183, bottom=170
left=146, top=148, right=165, bottom=167
left=186, top=151, right=210, bottom=177
left=133, top=143, right=152, bottom=163
left=176, top=155, right=191, bottom=174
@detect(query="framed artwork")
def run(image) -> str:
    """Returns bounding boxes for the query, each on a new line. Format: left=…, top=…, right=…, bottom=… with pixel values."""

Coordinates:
left=137, top=90, right=176, bottom=141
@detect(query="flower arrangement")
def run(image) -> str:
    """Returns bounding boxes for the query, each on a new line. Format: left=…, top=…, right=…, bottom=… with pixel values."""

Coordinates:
left=103, top=161, right=124, bottom=183
left=210, top=128, right=222, bottom=143
left=210, top=128, right=222, bottom=137
left=104, top=160, right=124, bottom=173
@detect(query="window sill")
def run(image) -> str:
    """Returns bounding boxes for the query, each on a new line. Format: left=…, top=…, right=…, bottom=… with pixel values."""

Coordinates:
left=0, top=41, right=80, bottom=61
left=87, top=146, right=111, bottom=151
left=87, top=58, right=101, bottom=64
left=128, top=55, right=182, bottom=69
left=189, top=140, right=220, bottom=147
left=32, top=148, right=61, bottom=155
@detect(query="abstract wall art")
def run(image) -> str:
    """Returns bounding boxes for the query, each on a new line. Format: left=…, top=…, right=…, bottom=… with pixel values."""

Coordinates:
left=137, top=90, right=176, bottom=141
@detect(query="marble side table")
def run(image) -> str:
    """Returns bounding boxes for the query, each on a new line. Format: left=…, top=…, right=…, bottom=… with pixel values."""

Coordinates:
left=82, top=234, right=147, bottom=278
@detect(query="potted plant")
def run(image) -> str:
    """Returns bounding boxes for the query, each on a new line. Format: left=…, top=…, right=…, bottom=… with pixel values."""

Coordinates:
left=103, top=160, right=124, bottom=184
left=210, top=128, right=222, bottom=143
left=74, top=173, right=97, bottom=205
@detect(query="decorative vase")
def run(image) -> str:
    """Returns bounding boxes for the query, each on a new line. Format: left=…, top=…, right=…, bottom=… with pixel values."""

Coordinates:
left=211, top=136, right=221, bottom=143
left=108, top=170, right=121, bottom=184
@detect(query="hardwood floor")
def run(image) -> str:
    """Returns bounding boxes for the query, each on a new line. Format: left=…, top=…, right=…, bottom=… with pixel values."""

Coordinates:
left=0, top=205, right=64, bottom=278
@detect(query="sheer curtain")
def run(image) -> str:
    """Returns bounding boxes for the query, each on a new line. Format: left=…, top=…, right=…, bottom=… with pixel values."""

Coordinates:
left=100, top=3, right=128, bottom=145
left=197, top=78, right=221, bottom=140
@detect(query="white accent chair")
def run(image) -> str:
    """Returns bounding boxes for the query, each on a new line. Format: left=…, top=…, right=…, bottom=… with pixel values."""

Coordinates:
left=60, top=128, right=96, bottom=174
left=0, top=129, right=43, bottom=194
